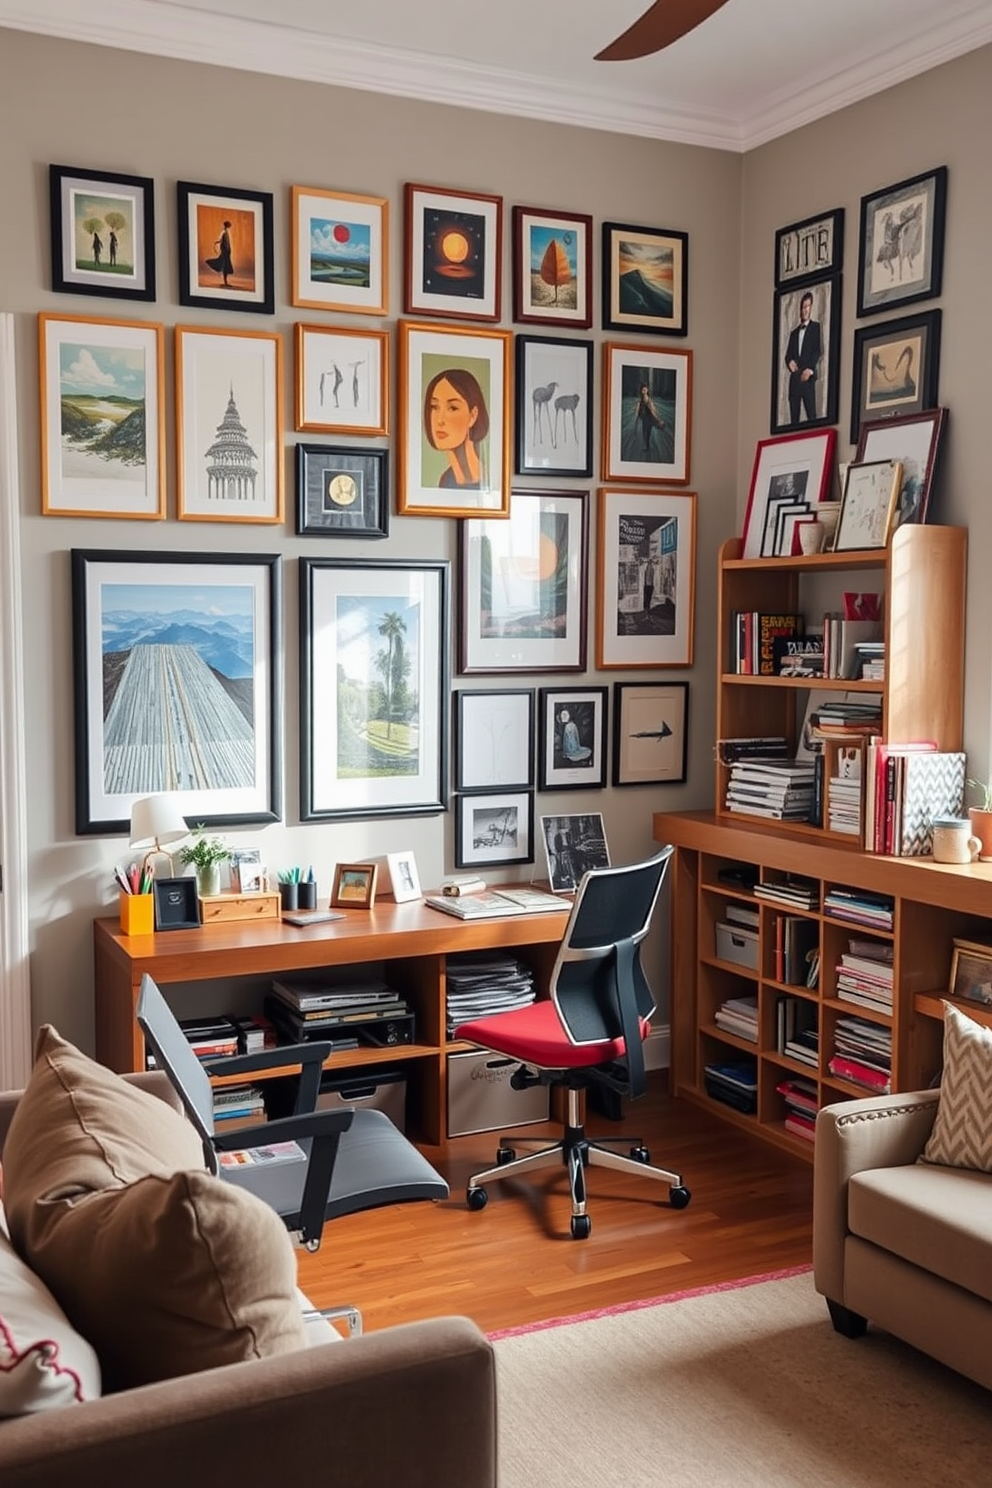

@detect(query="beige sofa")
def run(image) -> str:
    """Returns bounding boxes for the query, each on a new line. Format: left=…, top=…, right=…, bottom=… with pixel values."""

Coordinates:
left=813, top=1089, right=992, bottom=1391
left=0, top=1070, right=497, bottom=1488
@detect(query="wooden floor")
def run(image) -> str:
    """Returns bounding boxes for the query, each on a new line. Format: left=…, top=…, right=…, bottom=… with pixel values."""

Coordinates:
left=296, top=1079, right=814, bottom=1334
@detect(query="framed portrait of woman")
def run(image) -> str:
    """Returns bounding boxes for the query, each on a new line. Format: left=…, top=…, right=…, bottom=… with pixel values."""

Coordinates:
left=397, top=320, right=512, bottom=518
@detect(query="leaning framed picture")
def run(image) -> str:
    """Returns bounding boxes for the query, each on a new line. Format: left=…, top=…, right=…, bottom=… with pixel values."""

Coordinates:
left=49, top=164, right=156, bottom=301
left=602, top=342, right=691, bottom=484
left=595, top=488, right=696, bottom=670
left=857, top=165, right=947, bottom=317
left=601, top=220, right=688, bottom=336
left=153, top=878, right=202, bottom=931
left=299, top=557, right=448, bottom=821
left=39, top=313, right=166, bottom=519
left=295, top=444, right=389, bottom=539
left=740, top=429, right=837, bottom=559
left=948, top=939, right=992, bottom=1006
left=175, top=326, right=283, bottom=524
left=512, top=205, right=593, bottom=328
left=774, top=206, right=844, bottom=289
left=176, top=181, right=274, bottom=314
left=331, top=862, right=379, bottom=910
left=455, top=790, right=533, bottom=870
left=455, top=688, right=534, bottom=792
left=834, top=460, right=903, bottom=552
left=397, top=320, right=512, bottom=517
left=295, top=323, right=389, bottom=437
left=460, top=488, right=588, bottom=674
left=291, top=185, right=388, bottom=315
left=771, top=275, right=841, bottom=434
left=515, top=335, right=593, bottom=477
left=539, top=813, right=610, bottom=894
left=404, top=182, right=502, bottom=321
left=385, top=850, right=422, bottom=904
left=855, top=408, right=948, bottom=528
left=611, top=681, right=688, bottom=787
left=538, top=686, right=608, bottom=792
left=70, top=548, right=282, bottom=835
left=850, top=308, right=941, bottom=443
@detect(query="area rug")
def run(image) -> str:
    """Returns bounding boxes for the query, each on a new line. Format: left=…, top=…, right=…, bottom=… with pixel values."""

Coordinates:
left=492, top=1268, right=992, bottom=1488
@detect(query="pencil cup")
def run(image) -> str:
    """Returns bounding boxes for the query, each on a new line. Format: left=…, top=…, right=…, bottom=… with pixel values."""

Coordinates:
left=297, top=881, right=317, bottom=911
left=279, top=881, right=299, bottom=912
left=120, top=892, right=154, bottom=936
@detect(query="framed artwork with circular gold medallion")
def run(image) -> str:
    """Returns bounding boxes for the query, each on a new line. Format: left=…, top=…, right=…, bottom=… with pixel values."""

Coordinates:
left=295, top=444, right=388, bottom=538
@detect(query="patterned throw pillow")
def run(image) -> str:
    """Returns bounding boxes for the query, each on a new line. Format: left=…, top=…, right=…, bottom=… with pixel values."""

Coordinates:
left=921, top=1001, right=992, bottom=1170
left=1, top=1224, right=101, bottom=1415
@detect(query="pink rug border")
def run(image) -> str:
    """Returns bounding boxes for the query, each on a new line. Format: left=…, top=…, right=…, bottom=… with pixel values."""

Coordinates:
left=487, top=1264, right=813, bottom=1340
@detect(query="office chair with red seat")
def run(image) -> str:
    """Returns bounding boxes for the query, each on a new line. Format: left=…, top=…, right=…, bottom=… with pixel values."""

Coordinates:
left=455, top=847, right=690, bottom=1239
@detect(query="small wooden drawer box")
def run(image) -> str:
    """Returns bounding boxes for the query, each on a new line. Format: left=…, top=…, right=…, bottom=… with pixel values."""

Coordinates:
left=199, top=892, right=281, bottom=924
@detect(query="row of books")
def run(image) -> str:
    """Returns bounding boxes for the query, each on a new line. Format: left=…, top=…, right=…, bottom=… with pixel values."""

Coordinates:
left=828, top=1015, right=892, bottom=1093
left=213, top=1081, right=266, bottom=1132
left=823, top=886, right=894, bottom=931
left=753, top=874, right=819, bottom=911
left=776, top=1076, right=818, bottom=1142
left=835, top=937, right=893, bottom=1015
left=776, top=996, right=819, bottom=1067
left=176, top=1013, right=275, bottom=1063
left=771, top=915, right=819, bottom=987
left=863, top=741, right=966, bottom=855
left=727, top=611, right=883, bottom=680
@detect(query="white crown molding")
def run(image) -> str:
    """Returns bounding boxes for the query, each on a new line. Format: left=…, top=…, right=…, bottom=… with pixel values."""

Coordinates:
left=0, top=0, right=991, bottom=151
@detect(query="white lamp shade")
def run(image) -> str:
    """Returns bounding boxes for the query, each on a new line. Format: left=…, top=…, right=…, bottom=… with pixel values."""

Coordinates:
left=129, top=794, right=189, bottom=851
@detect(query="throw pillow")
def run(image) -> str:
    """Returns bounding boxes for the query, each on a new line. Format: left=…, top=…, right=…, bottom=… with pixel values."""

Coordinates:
left=2, top=1024, right=203, bottom=1256
left=22, top=1169, right=307, bottom=1391
left=921, top=1000, right=992, bottom=1170
left=0, top=1226, right=101, bottom=1415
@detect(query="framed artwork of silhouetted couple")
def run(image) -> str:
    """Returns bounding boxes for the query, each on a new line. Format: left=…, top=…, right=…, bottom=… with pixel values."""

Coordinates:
left=50, top=164, right=156, bottom=301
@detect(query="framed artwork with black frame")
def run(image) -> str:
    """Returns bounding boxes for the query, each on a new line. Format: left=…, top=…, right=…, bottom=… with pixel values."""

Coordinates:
left=850, top=308, right=941, bottom=444
left=771, top=275, right=841, bottom=434
left=295, top=444, right=389, bottom=539
left=299, top=557, right=449, bottom=822
left=601, top=221, right=688, bottom=336
left=404, top=182, right=502, bottom=322
left=512, top=205, right=593, bottom=328
left=774, top=207, right=844, bottom=289
left=153, top=878, right=202, bottom=931
left=596, top=488, right=696, bottom=669
left=611, top=681, right=688, bottom=788
left=454, top=689, right=534, bottom=792
left=49, top=164, right=156, bottom=301
left=71, top=548, right=283, bottom=835
left=177, top=181, right=274, bottom=314
left=455, top=790, right=533, bottom=870
left=539, top=812, right=610, bottom=894
left=514, top=335, right=593, bottom=477
left=538, top=686, right=608, bottom=792
left=854, top=408, right=948, bottom=528
left=857, top=165, right=947, bottom=317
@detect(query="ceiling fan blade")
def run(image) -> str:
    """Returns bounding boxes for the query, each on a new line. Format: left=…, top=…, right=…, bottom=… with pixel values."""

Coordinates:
left=595, top=0, right=730, bottom=62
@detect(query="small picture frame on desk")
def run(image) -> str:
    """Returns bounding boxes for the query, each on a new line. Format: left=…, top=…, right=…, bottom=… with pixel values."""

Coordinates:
left=331, top=862, right=379, bottom=909
left=153, top=877, right=201, bottom=931
left=386, top=850, right=422, bottom=904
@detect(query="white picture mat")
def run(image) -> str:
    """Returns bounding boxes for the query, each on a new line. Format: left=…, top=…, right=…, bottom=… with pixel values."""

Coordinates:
left=517, top=209, right=589, bottom=324
left=183, top=190, right=268, bottom=306
left=177, top=329, right=282, bottom=522
left=458, top=791, right=532, bottom=867
left=519, top=339, right=590, bottom=473
left=457, top=690, right=533, bottom=790
left=386, top=850, right=422, bottom=903
left=61, top=175, right=148, bottom=291
left=742, top=432, right=834, bottom=558
left=407, top=188, right=500, bottom=318
left=297, top=326, right=386, bottom=433
left=540, top=688, right=606, bottom=789
left=598, top=490, right=695, bottom=668
left=293, top=188, right=387, bottom=312
left=605, top=345, right=690, bottom=483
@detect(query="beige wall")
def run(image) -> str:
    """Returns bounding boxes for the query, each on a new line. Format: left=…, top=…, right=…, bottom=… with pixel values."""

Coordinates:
left=0, top=29, right=743, bottom=1049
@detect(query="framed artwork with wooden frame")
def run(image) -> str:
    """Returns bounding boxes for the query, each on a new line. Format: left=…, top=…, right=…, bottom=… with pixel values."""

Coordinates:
left=455, top=790, right=533, bottom=870
left=512, top=205, right=593, bottom=328
left=774, top=206, right=844, bottom=289
left=601, top=220, right=688, bottom=336
left=771, top=275, right=841, bottom=434
left=454, top=688, right=535, bottom=793
left=295, top=444, right=389, bottom=539
left=612, top=681, right=689, bottom=788
left=854, top=408, right=948, bottom=529
left=404, top=183, right=502, bottom=321
left=740, top=428, right=837, bottom=559
left=397, top=320, right=512, bottom=517
left=291, top=185, right=388, bottom=315
left=834, top=460, right=903, bottom=552
left=49, top=164, right=156, bottom=301
left=295, top=323, right=389, bottom=437
left=850, top=308, right=941, bottom=444
left=602, top=342, right=692, bottom=484
left=39, top=313, right=165, bottom=519
left=175, top=326, right=284, bottom=524
left=177, top=181, right=274, bottom=314
left=857, top=165, right=947, bottom=317
left=331, top=862, right=379, bottom=910
left=515, top=335, right=593, bottom=478
left=948, top=939, right=992, bottom=1007
left=595, top=488, right=696, bottom=670
left=537, top=686, right=608, bottom=792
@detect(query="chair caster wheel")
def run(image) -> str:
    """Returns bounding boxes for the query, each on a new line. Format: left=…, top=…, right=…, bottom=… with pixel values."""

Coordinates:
left=669, top=1185, right=691, bottom=1210
left=467, top=1186, right=488, bottom=1211
left=304, top=1238, right=321, bottom=1253
left=570, top=1214, right=592, bottom=1240
left=630, top=1145, right=651, bottom=1163
left=496, top=1146, right=516, bottom=1165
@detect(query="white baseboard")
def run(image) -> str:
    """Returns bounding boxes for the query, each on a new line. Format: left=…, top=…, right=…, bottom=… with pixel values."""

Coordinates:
left=644, top=1024, right=670, bottom=1072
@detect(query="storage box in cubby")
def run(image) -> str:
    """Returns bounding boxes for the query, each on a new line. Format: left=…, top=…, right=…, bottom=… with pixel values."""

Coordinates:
left=715, top=921, right=759, bottom=970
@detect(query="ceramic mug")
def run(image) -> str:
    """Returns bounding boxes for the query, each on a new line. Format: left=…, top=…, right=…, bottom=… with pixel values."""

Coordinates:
left=931, top=817, right=982, bottom=865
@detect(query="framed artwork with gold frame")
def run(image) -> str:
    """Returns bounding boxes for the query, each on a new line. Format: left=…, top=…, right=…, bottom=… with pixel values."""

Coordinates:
left=291, top=185, right=388, bottom=315
left=294, top=323, right=389, bottom=437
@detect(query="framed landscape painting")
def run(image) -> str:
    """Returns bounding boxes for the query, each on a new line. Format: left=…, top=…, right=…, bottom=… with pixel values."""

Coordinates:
left=177, top=181, right=274, bottom=314
left=49, top=164, right=155, bottom=301
left=596, top=488, right=696, bottom=670
left=512, top=206, right=593, bottom=328
left=291, top=185, right=388, bottom=315
left=601, top=221, right=688, bottom=336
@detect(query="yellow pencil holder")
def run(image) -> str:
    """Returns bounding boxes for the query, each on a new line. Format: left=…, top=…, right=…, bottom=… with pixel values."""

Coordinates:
left=119, top=892, right=154, bottom=936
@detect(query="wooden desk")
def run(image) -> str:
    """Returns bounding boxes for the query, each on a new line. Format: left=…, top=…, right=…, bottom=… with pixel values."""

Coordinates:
left=94, top=897, right=570, bottom=1145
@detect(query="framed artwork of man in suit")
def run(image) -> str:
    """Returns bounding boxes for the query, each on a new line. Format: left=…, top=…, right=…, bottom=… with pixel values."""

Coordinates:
left=770, top=275, right=840, bottom=435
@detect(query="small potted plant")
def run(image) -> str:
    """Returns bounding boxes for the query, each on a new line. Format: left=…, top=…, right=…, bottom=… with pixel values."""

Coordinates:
left=965, top=778, right=992, bottom=863
left=179, top=826, right=231, bottom=897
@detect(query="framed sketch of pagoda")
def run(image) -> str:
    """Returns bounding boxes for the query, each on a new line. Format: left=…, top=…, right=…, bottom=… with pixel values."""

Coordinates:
left=176, top=326, right=284, bottom=524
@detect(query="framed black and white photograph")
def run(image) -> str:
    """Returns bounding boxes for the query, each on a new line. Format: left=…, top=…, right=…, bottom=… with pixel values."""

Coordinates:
left=774, top=207, right=844, bottom=289
left=602, top=342, right=692, bottom=484
left=177, top=180, right=274, bottom=314
left=295, top=444, right=389, bottom=539
left=612, top=682, right=688, bottom=788
left=455, top=689, right=534, bottom=792
left=299, top=557, right=448, bottom=822
left=601, top=221, right=688, bottom=336
left=596, top=488, right=696, bottom=669
left=153, top=878, right=202, bottom=931
left=857, top=166, right=947, bottom=317
left=540, top=813, right=610, bottom=894
left=514, top=335, right=593, bottom=477
left=49, top=164, right=156, bottom=301
left=386, top=850, right=422, bottom=904
left=460, top=488, right=588, bottom=674
left=771, top=275, right=841, bottom=434
left=229, top=847, right=264, bottom=893
left=512, top=205, right=593, bottom=328
left=71, top=548, right=282, bottom=835
left=850, top=308, right=941, bottom=444
left=854, top=408, right=947, bottom=528
left=538, top=687, right=608, bottom=791
left=740, top=429, right=837, bottom=559
left=456, top=790, right=533, bottom=870
left=294, top=323, right=389, bottom=437
left=404, top=182, right=502, bottom=322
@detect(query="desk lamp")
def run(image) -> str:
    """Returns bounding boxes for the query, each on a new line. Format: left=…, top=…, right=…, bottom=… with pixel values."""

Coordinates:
left=129, top=794, right=189, bottom=880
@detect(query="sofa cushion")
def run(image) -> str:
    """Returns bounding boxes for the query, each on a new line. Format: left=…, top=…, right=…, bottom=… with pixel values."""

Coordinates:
left=0, top=1224, right=101, bottom=1415
left=921, top=1001, right=992, bottom=1171
left=23, top=1169, right=308, bottom=1391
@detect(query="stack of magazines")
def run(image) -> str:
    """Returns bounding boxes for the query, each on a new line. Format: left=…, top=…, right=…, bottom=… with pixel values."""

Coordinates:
left=446, top=952, right=535, bottom=1036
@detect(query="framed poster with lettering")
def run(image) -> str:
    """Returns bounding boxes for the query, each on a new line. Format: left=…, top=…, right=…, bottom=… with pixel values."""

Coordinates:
left=775, top=208, right=844, bottom=290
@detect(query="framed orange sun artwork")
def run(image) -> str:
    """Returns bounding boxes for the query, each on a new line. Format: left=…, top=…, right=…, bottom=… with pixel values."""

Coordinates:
left=404, top=183, right=502, bottom=322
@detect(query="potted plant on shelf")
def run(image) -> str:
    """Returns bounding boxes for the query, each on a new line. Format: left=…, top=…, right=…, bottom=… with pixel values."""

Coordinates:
left=965, top=779, right=992, bottom=864
left=179, top=827, right=231, bottom=898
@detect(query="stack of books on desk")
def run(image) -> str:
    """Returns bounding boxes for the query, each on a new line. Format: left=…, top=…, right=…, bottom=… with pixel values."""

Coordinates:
left=265, top=978, right=410, bottom=1048
left=446, top=953, right=535, bottom=1035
